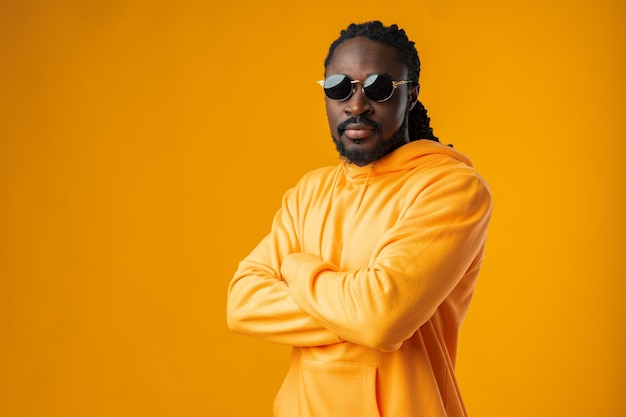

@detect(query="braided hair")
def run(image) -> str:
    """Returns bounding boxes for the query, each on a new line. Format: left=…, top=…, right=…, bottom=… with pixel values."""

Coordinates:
left=324, top=21, right=439, bottom=142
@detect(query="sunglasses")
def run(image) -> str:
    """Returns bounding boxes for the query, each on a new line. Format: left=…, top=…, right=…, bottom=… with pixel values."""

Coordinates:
left=317, top=73, right=413, bottom=102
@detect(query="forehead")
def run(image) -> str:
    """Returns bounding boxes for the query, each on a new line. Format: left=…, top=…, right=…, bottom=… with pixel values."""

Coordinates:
left=326, top=37, right=406, bottom=78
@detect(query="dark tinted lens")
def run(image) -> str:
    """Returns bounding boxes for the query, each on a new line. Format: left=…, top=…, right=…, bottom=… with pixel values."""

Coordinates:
left=363, top=74, right=394, bottom=102
left=323, top=74, right=352, bottom=100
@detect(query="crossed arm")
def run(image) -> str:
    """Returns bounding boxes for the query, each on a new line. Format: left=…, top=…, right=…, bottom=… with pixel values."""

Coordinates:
left=227, top=173, right=492, bottom=351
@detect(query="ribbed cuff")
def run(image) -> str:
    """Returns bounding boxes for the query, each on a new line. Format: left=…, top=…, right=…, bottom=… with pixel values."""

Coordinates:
left=280, top=253, right=335, bottom=287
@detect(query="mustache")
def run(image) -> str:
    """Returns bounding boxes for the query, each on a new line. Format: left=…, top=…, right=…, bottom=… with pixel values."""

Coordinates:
left=337, top=116, right=381, bottom=136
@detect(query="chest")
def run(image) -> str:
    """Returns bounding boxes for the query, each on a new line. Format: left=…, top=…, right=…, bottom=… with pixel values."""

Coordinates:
left=299, top=176, right=412, bottom=270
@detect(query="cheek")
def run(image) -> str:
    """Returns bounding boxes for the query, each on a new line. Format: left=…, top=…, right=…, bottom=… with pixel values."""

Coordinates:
left=325, top=102, right=343, bottom=129
left=381, top=104, right=408, bottom=131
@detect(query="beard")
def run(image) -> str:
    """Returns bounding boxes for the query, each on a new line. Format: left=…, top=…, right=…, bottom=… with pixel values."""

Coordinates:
left=332, top=114, right=410, bottom=166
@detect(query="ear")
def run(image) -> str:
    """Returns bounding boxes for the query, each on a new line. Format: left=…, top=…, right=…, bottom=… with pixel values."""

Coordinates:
left=408, top=84, right=420, bottom=111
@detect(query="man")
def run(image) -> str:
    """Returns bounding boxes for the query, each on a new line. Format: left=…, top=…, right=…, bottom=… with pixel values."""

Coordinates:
left=227, top=21, right=492, bottom=417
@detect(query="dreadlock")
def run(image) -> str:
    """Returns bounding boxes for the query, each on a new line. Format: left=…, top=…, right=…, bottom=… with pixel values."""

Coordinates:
left=324, top=21, right=439, bottom=142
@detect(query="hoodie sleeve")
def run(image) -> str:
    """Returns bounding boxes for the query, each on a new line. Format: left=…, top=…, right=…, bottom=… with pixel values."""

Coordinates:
left=227, top=188, right=342, bottom=347
left=280, top=170, right=492, bottom=352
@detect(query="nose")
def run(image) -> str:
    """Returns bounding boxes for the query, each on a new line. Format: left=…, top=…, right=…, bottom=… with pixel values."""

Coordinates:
left=345, top=85, right=373, bottom=116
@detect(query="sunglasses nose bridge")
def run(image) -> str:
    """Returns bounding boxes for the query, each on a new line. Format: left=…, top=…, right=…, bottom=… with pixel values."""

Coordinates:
left=347, top=82, right=357, bottom=100
left=344, top=80, right=374, bottom=115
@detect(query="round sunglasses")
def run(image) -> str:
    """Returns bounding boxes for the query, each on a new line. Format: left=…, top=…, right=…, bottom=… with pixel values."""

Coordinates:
left=317, top=73, right=413, bottom=102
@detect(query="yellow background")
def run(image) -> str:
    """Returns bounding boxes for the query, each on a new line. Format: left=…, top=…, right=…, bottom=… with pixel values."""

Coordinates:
left=1, top=0, right=624, bottom=416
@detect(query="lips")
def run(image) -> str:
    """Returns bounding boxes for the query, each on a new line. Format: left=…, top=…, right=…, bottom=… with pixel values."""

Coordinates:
left=344, top=123, right=374, bottom=131
left=343, top=123, right=375, bottom=140
left=337, top=116, right=381, bottom=141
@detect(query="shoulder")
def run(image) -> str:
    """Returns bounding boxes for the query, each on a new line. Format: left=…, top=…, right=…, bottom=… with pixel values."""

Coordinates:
left=397, top=143, right=491, bottom=208
left=280, top=165, right=340, bottom=208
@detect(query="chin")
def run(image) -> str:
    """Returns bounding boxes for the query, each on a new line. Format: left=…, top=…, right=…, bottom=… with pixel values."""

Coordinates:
left=332, top=133, right=405, bottom=166
left=333, top=137, right=377, bottom=166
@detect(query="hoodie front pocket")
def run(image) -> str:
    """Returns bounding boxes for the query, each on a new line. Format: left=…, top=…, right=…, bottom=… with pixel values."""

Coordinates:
left=297, top=358, right=381, bottom=417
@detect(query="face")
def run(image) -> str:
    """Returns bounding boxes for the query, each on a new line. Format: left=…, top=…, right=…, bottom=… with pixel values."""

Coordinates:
left=324, top=37, right=418, bottom=166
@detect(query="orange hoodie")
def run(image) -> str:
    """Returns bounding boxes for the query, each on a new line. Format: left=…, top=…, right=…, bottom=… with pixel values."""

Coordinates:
left=227, top=140, right=492, bottom=417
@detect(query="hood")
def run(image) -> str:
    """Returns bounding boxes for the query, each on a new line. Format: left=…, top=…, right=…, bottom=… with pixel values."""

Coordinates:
left=342, top=139, right=474, bottom=185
